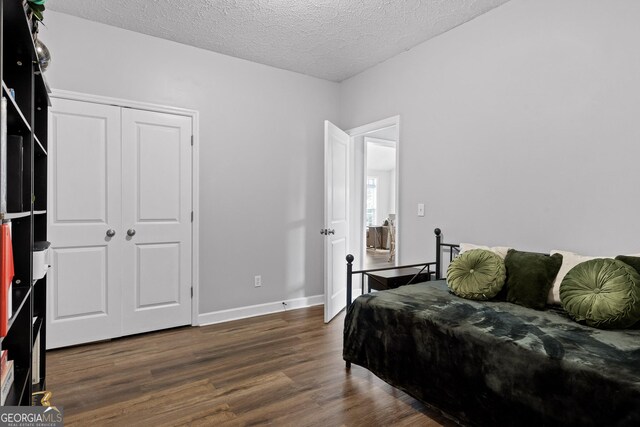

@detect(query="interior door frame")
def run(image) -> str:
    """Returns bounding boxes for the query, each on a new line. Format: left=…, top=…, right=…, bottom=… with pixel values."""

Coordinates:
left=346, top=116, right=400, bottom=267
left=50, top=89, right=201, bottom=326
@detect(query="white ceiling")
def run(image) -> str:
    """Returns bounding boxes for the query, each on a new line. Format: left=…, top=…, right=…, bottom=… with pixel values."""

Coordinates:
left=367, top=142, right=396, bottom=172
left=48, top=0, right=511, bottom=82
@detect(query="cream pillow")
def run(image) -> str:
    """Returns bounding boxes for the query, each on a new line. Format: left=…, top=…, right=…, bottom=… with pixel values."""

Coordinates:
left=460, top=243, right=511, bottom=259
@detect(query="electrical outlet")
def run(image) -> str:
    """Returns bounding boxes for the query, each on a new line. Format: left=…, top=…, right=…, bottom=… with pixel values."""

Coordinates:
left=254, top=275, right=262, bottom=287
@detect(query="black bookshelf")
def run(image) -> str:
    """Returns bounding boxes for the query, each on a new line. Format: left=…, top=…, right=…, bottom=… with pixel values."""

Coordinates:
left=1, top=0, right=49, bottom=406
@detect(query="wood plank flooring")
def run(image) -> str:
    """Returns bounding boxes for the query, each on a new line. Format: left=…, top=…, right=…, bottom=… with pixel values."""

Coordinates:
left=46, top=306, right=455, bottom=426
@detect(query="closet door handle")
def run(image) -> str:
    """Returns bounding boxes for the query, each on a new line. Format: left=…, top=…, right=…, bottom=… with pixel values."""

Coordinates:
left=127, top=229, right=136, bottom=237
left=106, top=229, right=116, bottom=237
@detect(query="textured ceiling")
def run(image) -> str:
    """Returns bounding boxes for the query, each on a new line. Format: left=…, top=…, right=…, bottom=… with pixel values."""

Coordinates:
left=48, top=0, right=511, bottom=82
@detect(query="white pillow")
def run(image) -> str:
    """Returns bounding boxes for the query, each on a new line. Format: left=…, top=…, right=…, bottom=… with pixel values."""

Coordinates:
left=459, top=243, right=511, bottom=259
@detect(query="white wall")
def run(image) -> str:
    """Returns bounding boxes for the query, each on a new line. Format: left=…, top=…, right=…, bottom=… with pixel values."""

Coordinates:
left=41, top=12, right=340, bottom=315
left=366, top=169, right=394, bottom=225
left=340, top=0, right=640, bottom=262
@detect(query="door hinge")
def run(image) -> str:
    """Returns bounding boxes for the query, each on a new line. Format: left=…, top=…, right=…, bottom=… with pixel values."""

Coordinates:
left=191, top=135, right=194, bottom=146
left=191, top=286, right=194, bottom=298
left=191, top=211, right=194, bottom=222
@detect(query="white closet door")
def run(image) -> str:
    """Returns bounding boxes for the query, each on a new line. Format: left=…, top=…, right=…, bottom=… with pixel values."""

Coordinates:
left=47, top=98, right=123, bottom=348
left=120, top=109, right=192, bottom=336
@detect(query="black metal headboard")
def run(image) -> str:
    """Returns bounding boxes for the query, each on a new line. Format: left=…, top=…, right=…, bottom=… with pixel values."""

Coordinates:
left=434, top=228, right=459, bottom=280
left=345, top=227, right=459, bottom=314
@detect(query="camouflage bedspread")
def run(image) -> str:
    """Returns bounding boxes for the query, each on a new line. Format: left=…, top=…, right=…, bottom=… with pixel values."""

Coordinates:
left=343, top=280, right=640, bottom=426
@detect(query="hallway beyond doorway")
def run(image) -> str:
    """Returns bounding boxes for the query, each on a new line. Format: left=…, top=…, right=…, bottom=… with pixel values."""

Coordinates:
left=364, top=248, right=393, bottom=269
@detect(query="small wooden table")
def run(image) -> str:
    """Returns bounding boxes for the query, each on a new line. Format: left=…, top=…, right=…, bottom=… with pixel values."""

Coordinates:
left=365, top=267, right=432, bottom=292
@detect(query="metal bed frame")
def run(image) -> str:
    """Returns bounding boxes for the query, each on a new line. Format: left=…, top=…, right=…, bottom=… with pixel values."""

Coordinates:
left=344, top=228, right=459, bottom=369
left=346, top=228, right=460, bottom=312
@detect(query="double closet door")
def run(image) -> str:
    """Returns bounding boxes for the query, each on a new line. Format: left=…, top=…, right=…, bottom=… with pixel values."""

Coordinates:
left=47, top=98, right=193, bottom=349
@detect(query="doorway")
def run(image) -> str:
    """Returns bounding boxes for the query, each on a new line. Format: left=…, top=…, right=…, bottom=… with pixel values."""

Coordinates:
left=345, top=116, right=400, bottom=272
left=322, top=116, right=399, bottom=323
left=364, top=136, right=397, bottom=268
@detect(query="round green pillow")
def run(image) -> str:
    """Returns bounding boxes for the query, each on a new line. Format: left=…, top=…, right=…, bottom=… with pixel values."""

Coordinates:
left=560, top=258, right=640, bottom=329
left=447, top=249, right=506, bottom=300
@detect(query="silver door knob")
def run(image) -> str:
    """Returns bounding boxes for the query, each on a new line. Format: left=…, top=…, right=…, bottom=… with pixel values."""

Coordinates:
left=327, top=229, right=335, bottom=235
left=106, top=229, right=116, bottom=237
left=127, top=229, right=136, bottom=237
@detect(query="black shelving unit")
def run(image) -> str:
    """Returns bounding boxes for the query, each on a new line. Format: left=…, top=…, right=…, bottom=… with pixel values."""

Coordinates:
left=1, top=0, right=49, bottom=406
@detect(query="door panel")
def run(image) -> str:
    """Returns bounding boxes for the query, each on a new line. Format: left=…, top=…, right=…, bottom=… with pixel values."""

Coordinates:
left=331, top=238, right=347, bottom=300
left=137, top=124, right=181, bottom=222
left=121, top=109, right=192, bottom=335
left=47, top=98, right=122, bottom=348
left=136, top=243, right=181, bottom=308
left=53, top=113, right=109, bottom=222
left=53, top=246, right=108, bottom=318
left=324, top=121, right=349, bottom=323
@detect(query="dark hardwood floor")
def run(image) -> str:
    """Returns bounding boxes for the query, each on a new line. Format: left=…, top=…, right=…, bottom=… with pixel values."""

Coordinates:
left=47, top=306, right=455, bottom=426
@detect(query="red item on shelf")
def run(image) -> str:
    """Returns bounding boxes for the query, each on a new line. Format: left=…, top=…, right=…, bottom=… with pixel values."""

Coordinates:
left=0, top=223, right=15, bottom=337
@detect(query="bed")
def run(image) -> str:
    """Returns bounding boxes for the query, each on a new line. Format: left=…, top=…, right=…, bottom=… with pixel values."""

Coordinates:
left=343, top=229, right=640, bottom=426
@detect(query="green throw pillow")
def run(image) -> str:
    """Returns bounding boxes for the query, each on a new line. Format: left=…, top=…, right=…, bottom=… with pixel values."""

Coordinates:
left=560, top=258, right=640, bottom=329
left=504, top=249, right=563, bottom=310
left=615, top=255, right=640, bottom=276
left=447, top=249, right=506, bottom=300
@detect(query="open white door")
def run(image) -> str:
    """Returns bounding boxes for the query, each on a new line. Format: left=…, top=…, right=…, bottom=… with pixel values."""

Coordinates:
left=323, top=121, right=349, bottom=323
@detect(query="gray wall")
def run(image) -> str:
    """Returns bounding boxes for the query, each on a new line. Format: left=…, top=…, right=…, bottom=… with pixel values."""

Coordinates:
left=41, top=12, right=341, bottom=314
left=41, top=0, right=640, bottom=317
left=340, top=0, right=640, bottom=262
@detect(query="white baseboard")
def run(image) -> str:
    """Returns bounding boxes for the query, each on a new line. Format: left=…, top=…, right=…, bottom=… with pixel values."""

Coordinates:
left=197, top=294, right=324, bottom=326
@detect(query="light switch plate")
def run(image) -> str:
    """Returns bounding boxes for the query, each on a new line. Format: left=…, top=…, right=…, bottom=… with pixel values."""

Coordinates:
left=418, top=203, right=425, bottom=217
